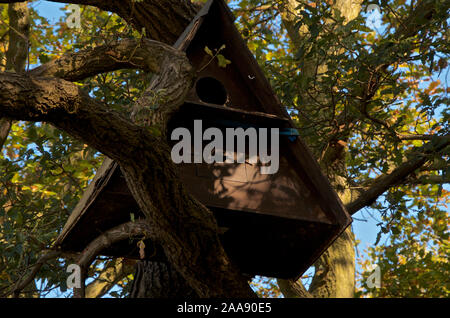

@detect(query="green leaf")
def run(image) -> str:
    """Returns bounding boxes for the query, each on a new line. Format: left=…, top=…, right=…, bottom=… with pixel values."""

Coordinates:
left=38, top=54, right=51, bottom=64
left=204, top=46, right=213, bottom=57
left=217, top=54, right=231, bottom=68
left=391, top=226, right=400, bottom=235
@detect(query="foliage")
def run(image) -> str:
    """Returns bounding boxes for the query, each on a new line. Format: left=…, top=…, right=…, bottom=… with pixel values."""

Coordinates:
left=250, top=276, right=282, bottom=297
left=232, top=0, right=449, bottom=297
left=356, top=187, right=449, bottom=297
left=0, top=4, right=144, bottom=297
left=0, top=0, right=448, bottom=297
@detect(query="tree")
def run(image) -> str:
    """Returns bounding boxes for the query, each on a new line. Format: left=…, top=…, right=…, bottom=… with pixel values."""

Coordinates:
left=0, top=0, right=448, bottom=298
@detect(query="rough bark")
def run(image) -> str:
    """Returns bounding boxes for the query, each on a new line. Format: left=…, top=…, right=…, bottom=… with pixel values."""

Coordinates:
left=0, top=117, right=11, bottom=148
left=0, top=2, right=30, bottom=149
left=130, top=261, right=197, bottom=298
left=0, top=0, right=251, bottom=300
left=308, top=228, right=355, bottom=297
left=0, top=68, right=254, bottom=298
left=28, top=38, right=184, bottom=81
left=74, top=220, right=153, bottom=298
left=0, top=0, right=199, bottom=44
left=5, top=2, right=29, bottom=72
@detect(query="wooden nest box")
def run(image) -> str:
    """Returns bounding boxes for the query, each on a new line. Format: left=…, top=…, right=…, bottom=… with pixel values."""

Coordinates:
left=55, top=0, right=351, bottom=280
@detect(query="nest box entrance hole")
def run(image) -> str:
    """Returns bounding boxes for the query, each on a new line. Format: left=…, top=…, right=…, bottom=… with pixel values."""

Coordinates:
left=195, top=76, right=228, bottom=105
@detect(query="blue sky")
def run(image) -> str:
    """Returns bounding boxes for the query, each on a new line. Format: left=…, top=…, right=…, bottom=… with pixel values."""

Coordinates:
left=31, top=0, right=65, bottom=21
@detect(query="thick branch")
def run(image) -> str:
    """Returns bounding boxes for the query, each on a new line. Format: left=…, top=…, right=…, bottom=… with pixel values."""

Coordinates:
left=77, top=221, right=152, bottom=270
left=73, top=220, right=152, bottom=298
left=0, top=70, right=254, bottom=297
left=0, top=33, right=194, bottom=159
left=0, top=0, right=199, bottom=44
left=277, top=279, right=312, bottom=298
left=130, top=260, right=197, bottom=298
left=6, top=2, right=29, bottom=72
left=29, top=38, right=185, bottom=81
left=0, top=2, right=30, bottom=149
left=0, top=72, right=151, bottom=160
left=346, top=139, right=450, bottom=214
left=346, top=157, right=425, bottom=214
left=85, top=258, right=134, bottom=298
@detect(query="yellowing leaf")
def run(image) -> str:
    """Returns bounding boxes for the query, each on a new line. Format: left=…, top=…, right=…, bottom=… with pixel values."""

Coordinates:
left=217, top=54, right=231, bottom=68
left=204, top=46, right=213, bottom=57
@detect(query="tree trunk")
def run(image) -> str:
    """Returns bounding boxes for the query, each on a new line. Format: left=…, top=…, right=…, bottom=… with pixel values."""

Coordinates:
left=0, top=2, right=30, bottom=149
left=308, top=227, right=355, bottom=297
left=130, top=261, right=197, bottom=298
left=276, top=0, right=363, bottom=298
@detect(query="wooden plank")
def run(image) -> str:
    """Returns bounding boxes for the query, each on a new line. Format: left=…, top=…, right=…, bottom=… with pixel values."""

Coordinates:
left=54, top=157, right=118, bottom=247
left=213, top=0, right=351, bottom=227
left=173, top=0, right=213, bottom=50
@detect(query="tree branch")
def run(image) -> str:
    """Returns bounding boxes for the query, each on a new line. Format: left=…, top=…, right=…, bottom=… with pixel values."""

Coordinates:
left=85, top=258, right=134, bottom=298
left=0, top=117, right=11, bottom=148
left=0, top=2, right=30, bottom=149
left=0, top=0, right=200, bottom=44
left=346, top=139, right=450, bottom=214
left=0, top=72, right=150, bottom=160
left=73, top=220, right=153, bottom=298
left=277, top=278, right=312, bottom=298
left=77, top=221, right=152, bottom=270
left=397, top=134, right=450, bottom=142
left=5, top=2, right=29, bottom=72
left=29, top=38, right=185, bottom=81
left=11, top=251, right=61, bottom=298
left=0, top=67, right=254, bottom=297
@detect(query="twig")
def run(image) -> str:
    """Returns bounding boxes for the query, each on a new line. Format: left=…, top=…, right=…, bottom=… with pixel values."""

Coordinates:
left=11, top=251, right=61, bottom=298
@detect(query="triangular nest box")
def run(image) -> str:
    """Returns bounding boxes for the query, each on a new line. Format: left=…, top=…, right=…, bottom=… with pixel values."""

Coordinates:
left=55, top=0, right=351, bottom=279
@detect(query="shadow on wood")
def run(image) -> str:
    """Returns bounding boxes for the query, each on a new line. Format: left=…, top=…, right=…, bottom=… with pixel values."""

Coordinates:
left=54, top=0, right=352, bottom=280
